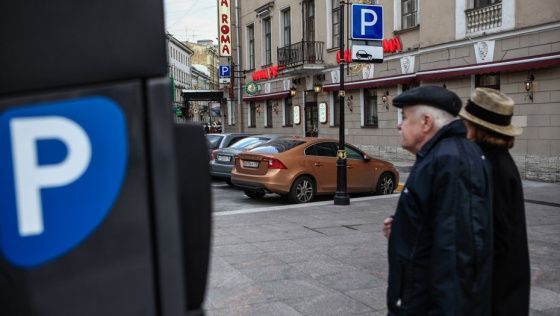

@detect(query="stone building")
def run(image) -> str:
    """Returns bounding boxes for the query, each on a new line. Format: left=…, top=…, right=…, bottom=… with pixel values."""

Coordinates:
left=228, top=0, right=560, bottom=181
left=166, top=33, right=193, bottom=124
left=185, top=40, right=220, bottom=90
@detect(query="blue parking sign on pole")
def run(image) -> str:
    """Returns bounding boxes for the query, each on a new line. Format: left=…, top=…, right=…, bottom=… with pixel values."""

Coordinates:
left=219, top=65, right=231, bottom=78
left=351, top=4, right=383, bottom=41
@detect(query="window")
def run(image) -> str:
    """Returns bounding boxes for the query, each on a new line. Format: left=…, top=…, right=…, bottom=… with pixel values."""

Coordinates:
left=247, top=24, right=255, bottom=70
left=332, top=0, right=341, bottom=48
left=265, top=100, right=273, bottom=127
left=476, top=73, right=500, bottom=90
left=263, top=18, right=272, bottom=65
left=331, top=92, right=340, bottom=127
left=363, top=88, right=378, bottom=127
left=402, top=0, right=418, bottom=29
left=474, top=0, right=500, bottom=8
left=284, top=97, right=293, bottom=126
left=249, top=102, right=256, bottom=127
left=305, top=142, right=338, bottom=157
left=282, top=8, right=291, bottom=47
left=305, top=0, right=315, bottom=42
left=344, top=145, right=364, bottom=160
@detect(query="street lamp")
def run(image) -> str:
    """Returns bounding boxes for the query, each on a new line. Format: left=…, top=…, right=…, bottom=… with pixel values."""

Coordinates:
left=334, top=0, right=350, bottom=205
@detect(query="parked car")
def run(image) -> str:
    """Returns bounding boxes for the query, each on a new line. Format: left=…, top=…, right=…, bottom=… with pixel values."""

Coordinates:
left=206, top=133, right=252, bottom=157
left=210, top=134, right=287, bottom=184
left=231, top=137, right=399, bottom=203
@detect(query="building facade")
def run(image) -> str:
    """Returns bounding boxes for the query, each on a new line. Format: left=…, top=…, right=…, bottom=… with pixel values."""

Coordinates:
left=186, top=40, right=220, bottom=90
left=230, top=0, right=560, bottom=181
left=166, top=33, right=194, bottom=124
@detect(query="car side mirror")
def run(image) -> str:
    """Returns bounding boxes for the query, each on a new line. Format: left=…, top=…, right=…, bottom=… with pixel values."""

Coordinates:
left=363, top=154, right=371, bottom=161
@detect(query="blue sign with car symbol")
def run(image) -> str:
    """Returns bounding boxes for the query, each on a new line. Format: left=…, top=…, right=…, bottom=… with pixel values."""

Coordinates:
left=351, top=4, right=384, bottom=41
left=0, top=96, right=128, bottom=267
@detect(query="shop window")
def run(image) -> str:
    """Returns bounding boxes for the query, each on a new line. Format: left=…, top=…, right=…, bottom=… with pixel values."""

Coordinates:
left=284, top=97, right=293, bottom=126
left=249, top=102, right=256, bottom=127
left=475, top=73, right=500, bottom=90
left=265, top=100, right=273, bottom=127
left=363, top=88, right=378, bottom=127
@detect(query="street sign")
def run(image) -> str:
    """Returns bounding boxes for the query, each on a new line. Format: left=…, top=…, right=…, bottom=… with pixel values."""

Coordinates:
left=219, top=65, right=231, bottom=78
left=352, top=45, right=383, bottom=63
left=219, top=65, right=231, bottom=84
left=0, top=96, right=128, bottom=267
left=351, top=4, right=383, bottom=41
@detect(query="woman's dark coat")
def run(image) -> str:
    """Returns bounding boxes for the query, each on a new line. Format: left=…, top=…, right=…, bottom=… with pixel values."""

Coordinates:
left=478, top=144, right=530, bottom=316
left=387, top=120, right=493, bottom=315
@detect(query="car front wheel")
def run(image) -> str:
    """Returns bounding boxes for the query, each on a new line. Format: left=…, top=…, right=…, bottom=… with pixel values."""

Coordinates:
left=376, top=173, right=395, bottom=195
left=289, top=176, right=315, bottom=203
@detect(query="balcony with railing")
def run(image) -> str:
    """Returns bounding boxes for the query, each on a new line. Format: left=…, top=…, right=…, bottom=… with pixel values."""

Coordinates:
left=466, top=2, right=502, bottom=34
left=277, top=41, right=324, bottom=69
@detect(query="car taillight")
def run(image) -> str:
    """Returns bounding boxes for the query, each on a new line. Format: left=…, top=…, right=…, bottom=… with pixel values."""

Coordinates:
left=264, top=157, right=287, bottom=169
left=210, top=149, right=219, bottom=161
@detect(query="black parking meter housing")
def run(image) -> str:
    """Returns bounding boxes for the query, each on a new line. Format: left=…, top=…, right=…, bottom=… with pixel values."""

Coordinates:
left=0, top=1, right=211, bottom=315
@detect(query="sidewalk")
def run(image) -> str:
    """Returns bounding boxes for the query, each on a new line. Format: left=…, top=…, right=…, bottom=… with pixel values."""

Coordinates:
left=205, top=181, right=560, bottom=315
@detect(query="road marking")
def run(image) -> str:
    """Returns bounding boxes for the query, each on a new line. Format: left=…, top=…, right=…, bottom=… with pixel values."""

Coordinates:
left=211, top=183, right=229, bottom=188
left=214, top=193, right=400, bottom=216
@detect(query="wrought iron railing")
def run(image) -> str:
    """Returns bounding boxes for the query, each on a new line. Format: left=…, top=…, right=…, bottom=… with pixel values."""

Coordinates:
left=277, top=41, right=324, bottom=69
left=466, top=2, right=502, bottom=33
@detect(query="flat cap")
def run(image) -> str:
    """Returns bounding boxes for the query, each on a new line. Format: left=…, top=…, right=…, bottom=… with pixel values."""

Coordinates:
left=392, top=86, right=462, bottom=116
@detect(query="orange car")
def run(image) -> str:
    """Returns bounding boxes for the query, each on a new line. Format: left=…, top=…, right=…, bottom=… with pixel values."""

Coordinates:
left=231, top=137, right=399, bottom=203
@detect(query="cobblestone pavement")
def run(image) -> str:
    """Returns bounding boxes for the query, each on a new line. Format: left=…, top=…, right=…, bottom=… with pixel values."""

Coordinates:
left=204, top=181, right=560, bottom=315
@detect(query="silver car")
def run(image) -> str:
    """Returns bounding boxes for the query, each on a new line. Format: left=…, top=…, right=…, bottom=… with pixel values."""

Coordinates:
left=206, top=133, right=252, bottom=156
left=210, top=134, right=287, bottom=184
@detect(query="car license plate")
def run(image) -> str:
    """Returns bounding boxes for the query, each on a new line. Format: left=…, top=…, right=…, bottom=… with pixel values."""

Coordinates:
left=242, top=160, right=259, bottom=168
left=217, top=155, right=231, bottom=162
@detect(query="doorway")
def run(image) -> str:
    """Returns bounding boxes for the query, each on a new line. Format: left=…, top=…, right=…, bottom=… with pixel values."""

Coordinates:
left=305, top=102, right=318, bottom=137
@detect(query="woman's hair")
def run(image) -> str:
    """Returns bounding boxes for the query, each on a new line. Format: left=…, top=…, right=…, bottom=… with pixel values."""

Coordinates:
left=464, top=120, right=515, bottom=149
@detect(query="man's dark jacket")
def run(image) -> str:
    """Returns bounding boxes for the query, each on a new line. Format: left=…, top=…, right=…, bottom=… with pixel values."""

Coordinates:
left=478, top=144, right=530, bottom=316
left=387, top=120, right=493, bottom=315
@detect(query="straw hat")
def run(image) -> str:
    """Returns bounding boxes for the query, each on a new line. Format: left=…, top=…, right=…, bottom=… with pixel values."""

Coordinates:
left=459, top=87, right=522, bottom=136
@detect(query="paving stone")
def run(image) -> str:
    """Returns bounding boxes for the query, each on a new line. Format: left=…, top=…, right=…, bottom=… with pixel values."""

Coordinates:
left=287, top=293, right=374, bottom=315
left=259, top=279, right=334, bottom=300
left=239, top=264, right=307, bottom=282
left=531, top=286, right=560, bottom=312
left=206, top=302, right=303, bottom=316
left=314, top=270, right=386, bottom=292
left=344, top=286, right=388, bottom=311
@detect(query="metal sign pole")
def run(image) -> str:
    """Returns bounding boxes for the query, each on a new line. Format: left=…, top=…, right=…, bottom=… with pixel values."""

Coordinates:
left=334, top=0, right=350, bottom=205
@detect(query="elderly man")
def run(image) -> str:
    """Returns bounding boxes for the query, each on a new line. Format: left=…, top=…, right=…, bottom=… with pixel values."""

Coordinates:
left=385, top=86, right=493, bottom=315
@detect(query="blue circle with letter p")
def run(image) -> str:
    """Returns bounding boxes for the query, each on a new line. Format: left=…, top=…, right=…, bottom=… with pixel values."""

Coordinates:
left=0, top=96, right=128, bottom=268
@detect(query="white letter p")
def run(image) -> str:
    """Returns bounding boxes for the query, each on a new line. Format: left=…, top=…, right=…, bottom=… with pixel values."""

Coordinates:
left=361, top=9, right=377, bottom=35
left=10, top=116, right=91, bottom=237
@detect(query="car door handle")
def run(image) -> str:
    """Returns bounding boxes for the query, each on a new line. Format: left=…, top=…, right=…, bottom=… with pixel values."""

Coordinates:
left=314, top=162, right=323, bottom=167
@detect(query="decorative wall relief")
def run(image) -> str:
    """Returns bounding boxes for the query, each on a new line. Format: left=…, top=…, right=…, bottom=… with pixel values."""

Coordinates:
left=474, top=40, right=495, bottom=63
left=400, top=55, right=416, bottom=74
left=362, top=64, right=375, bottom=79
left=330, top=70, right=340, bottom=84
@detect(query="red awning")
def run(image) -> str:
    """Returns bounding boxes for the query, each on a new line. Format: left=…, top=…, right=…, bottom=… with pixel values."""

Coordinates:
left=322, top=73, right=416, bottom=91
left=417, top=53, right=560, bottom=81
left=242, top=91, right=290, bottom=102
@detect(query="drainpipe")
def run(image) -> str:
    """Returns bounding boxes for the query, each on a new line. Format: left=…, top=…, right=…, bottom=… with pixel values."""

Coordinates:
left=234, top=0, right=242, bottom=132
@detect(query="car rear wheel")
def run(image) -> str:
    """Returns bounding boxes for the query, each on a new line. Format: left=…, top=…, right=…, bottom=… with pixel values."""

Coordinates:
left=376, top=172, right=395, bottom=195
left=289, top=176, right=315, bottom=203
left=244, top=190, right=265, bottom=199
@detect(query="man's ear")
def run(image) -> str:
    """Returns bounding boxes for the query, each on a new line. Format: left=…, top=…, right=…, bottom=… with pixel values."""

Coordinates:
left=422, top=114, right=434, bottom=132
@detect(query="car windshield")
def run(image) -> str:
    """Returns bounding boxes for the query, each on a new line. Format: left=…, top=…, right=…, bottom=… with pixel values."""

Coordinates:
left=249, top=139, right=305, bottom=154
left=229, top=136, right=270, bottom=149
left=206, top=135, right=223, bottom=149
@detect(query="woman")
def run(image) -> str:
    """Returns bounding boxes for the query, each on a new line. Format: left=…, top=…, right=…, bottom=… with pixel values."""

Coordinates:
left=459, top=87, right=530, bottom=316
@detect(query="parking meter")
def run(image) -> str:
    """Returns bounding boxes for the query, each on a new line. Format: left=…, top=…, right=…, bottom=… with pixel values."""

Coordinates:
left=0, top=1, right=212, bottom=315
